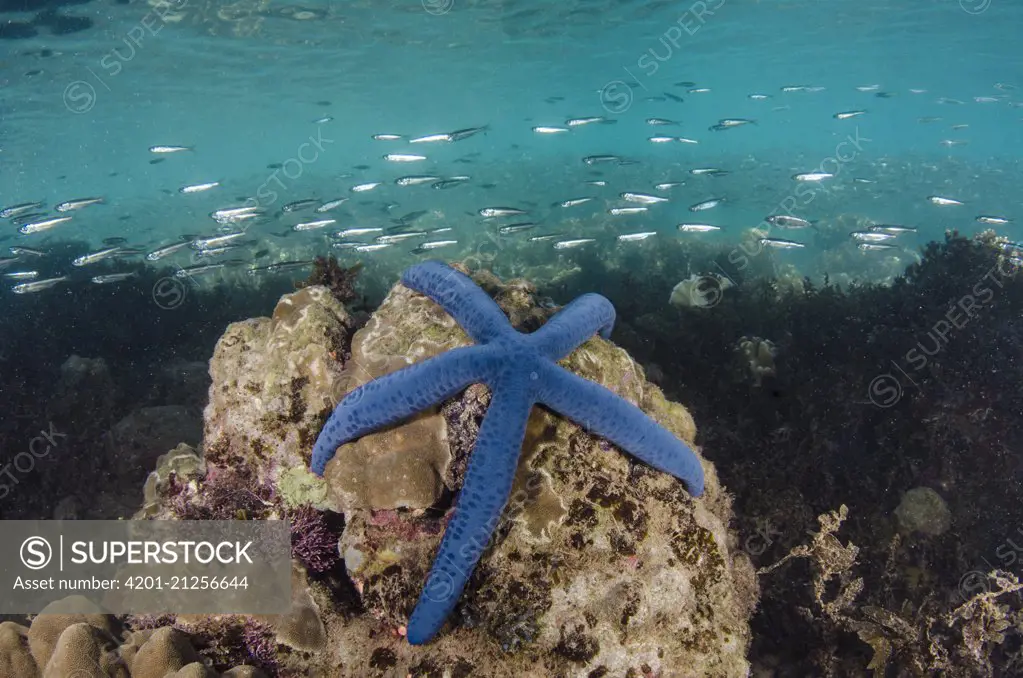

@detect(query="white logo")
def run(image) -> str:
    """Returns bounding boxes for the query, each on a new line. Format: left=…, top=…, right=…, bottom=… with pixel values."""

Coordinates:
left=20, top=536, right=52, bottom=570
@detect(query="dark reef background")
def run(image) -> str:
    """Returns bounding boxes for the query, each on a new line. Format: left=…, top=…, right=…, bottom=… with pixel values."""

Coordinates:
left=1, top=233, right=1021, bottom=675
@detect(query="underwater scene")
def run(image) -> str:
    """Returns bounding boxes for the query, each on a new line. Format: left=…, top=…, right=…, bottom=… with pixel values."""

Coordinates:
left=2, top=0, right=1023, bottom=675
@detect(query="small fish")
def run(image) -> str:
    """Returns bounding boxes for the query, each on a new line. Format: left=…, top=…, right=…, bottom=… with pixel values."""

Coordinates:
left=413, top=240, right=459, bottom=251
left=4, top=270, right=38, bottom=280
left=974, top=96, right=1000, bottom=103
left=194, top=245, right=244, bottom=259
left=528, top=233, right=565, bottom=242
left=432, top=178, right=470, bottom=190
left=313, top=116, right=333, bottom=124
left=748, top=93, right=771, bottom=100
left=176, top=263, right=228, bottom=277
left=0, top=202, right=44, bottom=219
left=918, top=116, right=943, bottom=123
left=146, top=241, right=192, bottom=260
left=622, top=192, right=669, bottom=205
left=351, top=182, right=382, bottom=193
left=936, top=97, right=964, bottom=105
left=851, top=231, right=896, bottom=242
left=793, top=172, right=834, bottom=182
left=396, top=175, right=443, bottom=187
left=293, top=219, right=336, bottom=232
left=316, top=198, right=349, bottom=212
left=950, top=124, right=970, bottom=130
left=449, top=126, right=489, bottom=141
left=499, top=223, right=538, bottom=235
left=582, top=155, right=622, bottom=165
left=608, top=207, right=648, bottom=216
left=9, top=246, right=46, bottom=257
left=553, top=238, right=595, bottom=250
left=566, top=116, right=610, bottom=127
left=870, top=224, right=917, bottom=234
left=533, top=126, right=569, bottom=134
left=191, top=232, right=247, bottom=250
left=336, top=227, right=383, bottom=237
left=353, top=243, right=393, bottom=252
left=781, top=85, right=808, bottom=92
left=283, top=199, right=321, bottom=213
left=210, top=205, right=263, bottom=224
left=677, top=137, right=699, bottom=144
left=479, top=207, right=528, bottom=218
left=689, top=198, right=725, bottom=212
left=19, top=216, right=72, bottom=234
left=11, top=275, right=67, bottom=293
left=855, top=85, right=880, bottom=92
left=648, top=136, right=676, bottom=143
left=384, top=153, right=427, bottom=163
left=766, top=215, right=814, bottom=229
left=928, top=195, right=964, bottom=206
left=584, top=180, right=607, bottom=187
left=646, top=117, right=679, bottom=126
left=10, top=212, right=49, bottom=226
left=149, top=145, right=193, bottom=153
left=72, top=247, right=123, bottom=266
left=834, top=110, right=867, bottom=120
left=180, top=182, right=220, bottom=194
left=372, top=134, right=403, bottom=141
left=677, top=223, right=721, bottom=233
left=689, top=168, right=723, bottom=176
left=409, top=133, right=452, bottom=144
left=655, top=182, right=685, bottom=190
left=858, top=243, right=898, bottom=252
left=853, top=178, right=876, bottom=184
left=664, top=92, right=685, bottom=103
left=940, top=139, right=968, bottom=147
left=558, top=197, right=595, bottom=208
left=91, top=272, right=138, bottom=284
left=909, top=89, right=928, bottom=94
left=689, top=87, right=711, bottom=93
left=976, top=215, right=1011, bottom=225
left=376, top=232, right=426, bottom=244
left=617, top=232, right=657, bottom=242
left=759, top=237, right=806, bottom=249
left=55, top=197, right=104, bottom=212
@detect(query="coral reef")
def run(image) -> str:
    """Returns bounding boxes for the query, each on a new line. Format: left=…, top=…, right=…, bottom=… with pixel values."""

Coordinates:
left=141, top=268, right=756, bottom=675
left=0, top=596, right=268, bottom=677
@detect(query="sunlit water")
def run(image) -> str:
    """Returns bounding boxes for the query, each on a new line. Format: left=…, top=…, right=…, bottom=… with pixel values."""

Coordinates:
left=1, top=0, right=1021, bottom=283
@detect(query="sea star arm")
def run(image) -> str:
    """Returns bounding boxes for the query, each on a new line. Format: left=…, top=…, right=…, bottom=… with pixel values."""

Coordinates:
left=527, top=293, right=616, bottom=361
left=536, top=362, right=705, bottom=496
left=406, top=377, right=535, bottom=644
left=401, top=260, right=517, bottom=344
left=310, top=346, right=495, bottom=475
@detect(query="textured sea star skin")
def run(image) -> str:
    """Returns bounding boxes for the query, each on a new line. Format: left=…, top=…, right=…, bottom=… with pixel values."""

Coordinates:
left=310, top=261, right=705, bottom=644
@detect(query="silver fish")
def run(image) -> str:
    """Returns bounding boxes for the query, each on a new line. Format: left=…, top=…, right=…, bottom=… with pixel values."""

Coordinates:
left=351, top=182, right=382, bottom=192
left=149, top=145, right=193, bottom=153
left=55, top=197, right=104, bottom=212
left=976, top=215, right=1011, bottom=225
left=655, top=182, right=685, bottom=190
left=179, top=182, right=220, bottom=194
left=677, top=223, right=722, bottom=233
left=72, top=247, right=124, bottom=266
left=4, top=270, right=38, bottom=280
left=834, top=110, right=867, bottom=120
left=617, top=232, right=657, bottom=242
left=793, top=172, right=834, bottom=182
left=191, top=232, right=247, bottom=250
left=870, top=224, right=917, bottom=234
left=533, top=126, right=569, bottom=134
left=337, top=227, right=383, bottom=237
left=0, top=202, right=44, bottom=219
left=582, top=155, right=622, bottom=165
left=19, top=216, right=72, bottom=234
left=928, top=195, right=964, bottom=206
left=566, top=116, right=610, bottom=127
left=316, top=198, right=349, bottom=212
left=409, top=133, right=452, bottom=144
left=851, top=231, right=896, bottom=242
left=282, top=199, right=321, bottom=213
left=293, top=219, right=336, bottom=232
left=479, top=207, right=528, bottom=218
left=622, top=192, right=669, bottom=205
left=91, top=272, right=138, bottom=284
left=648, top=136, right=676, bottom=143
left=553, top=238, right=596, bottom=250
left=353, top=243, right=393, bottom=252
left=413, top=240, right=459, bottom=251
left=759, top=237, right=806, bottom=249
left=646, top=117, right=679, bottom=126
left=858, top=243, right=898, bottom=251
left=559, top=197, right=595, bottom=208
left=689, top=198, right=725, bottom=212
left=376, top=232, right=426, bottom=244
left=766, top=215, right=813, bottom=229
left=396, top=175, right=442, bottom=186
left=12, top=276, right=68, bottom=293
left=146, top=242, right=192, bottom=260
left=608, top=207, right=648, bottom=216
left=384, top=153, right=427, bottom=162
left=499, top=223, right=537, bottom=235
left=372, top=134, right=403, bottom=141
left=9, top=247, right=46, bottom=257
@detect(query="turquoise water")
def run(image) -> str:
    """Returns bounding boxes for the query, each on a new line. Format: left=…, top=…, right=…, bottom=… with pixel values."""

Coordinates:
left=2, top=0, right=1021, bottom=279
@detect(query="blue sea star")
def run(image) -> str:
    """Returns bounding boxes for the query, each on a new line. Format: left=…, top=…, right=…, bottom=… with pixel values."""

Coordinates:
left=310, top=260, right=705, bottom=644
